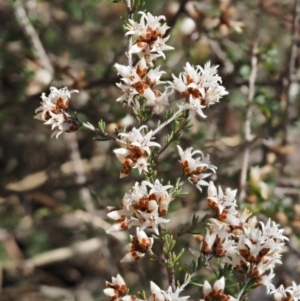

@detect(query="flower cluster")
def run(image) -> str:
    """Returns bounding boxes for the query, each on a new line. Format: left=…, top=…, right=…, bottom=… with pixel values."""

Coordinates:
left=31, top=4, right=295, bottom=301
left=107, top=179, right=172, bottom=237
left=34, top=87, right=81, bottom=138
left=177, top=146, right=217, bottom=191
left=115, top=12, right=173, bottom=109
left=114, top=125, right=160, bottom=177
left=270, top=282, right=300, bottom=301
left=104, top=274, right=127, bottom=301
left=170, top=62, right=228, bottom=118
left=105, top=274, right=189, bottom=301
left=121, top=227, right=153, bottom=262
left=115, top=59, right=171, bottom=108
left=196, top=182, right=288, bottom=291
left=126, top=12, right=173, bottom=62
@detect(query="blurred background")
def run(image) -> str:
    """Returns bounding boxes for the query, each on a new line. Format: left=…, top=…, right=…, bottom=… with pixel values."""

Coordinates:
left=1, top=0, right=300, bottom=300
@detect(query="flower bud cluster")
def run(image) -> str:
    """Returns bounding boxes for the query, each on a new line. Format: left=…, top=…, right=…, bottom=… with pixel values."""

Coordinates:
left=177, top=146, right=217, bottom=191
left=114, top=125, right=161, bottom=177
left=107, top=179, right=173, bottom=238
left=197, top=182, right=288, bottom=291
left=34, top=87, right=81, bottom=138
left=200, top=277, right=236, bottom=301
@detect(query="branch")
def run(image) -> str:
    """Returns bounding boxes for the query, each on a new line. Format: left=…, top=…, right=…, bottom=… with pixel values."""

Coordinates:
left=239, top=4, right=261, bottom=202
left=3, top=237, right=106, bottom=271
left=281, top=0, right=300, bottom=171
left=13, top=0, right=54, bottom=75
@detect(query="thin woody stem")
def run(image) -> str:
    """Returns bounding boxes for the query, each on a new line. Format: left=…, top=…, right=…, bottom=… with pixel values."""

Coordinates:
left=13, top=0, right=54, bottom=75
left=239, top=2, right=261, bottom=202
left=159, top=227, right=176, bottom=292
left=155, top=110, right=189, bottom=160
left=236, top=280, right=250, bottom=301
left=281, top=0, right=300, bottom=173
left=82, top=122, right=117, bottom=141
left=153, top=107, right=186, bottom=136
left=146, top=250, right=165, bottom=264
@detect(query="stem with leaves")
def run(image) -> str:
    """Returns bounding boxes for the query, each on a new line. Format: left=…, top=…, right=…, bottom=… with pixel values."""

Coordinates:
left=83, top=122, right=117, bottom=141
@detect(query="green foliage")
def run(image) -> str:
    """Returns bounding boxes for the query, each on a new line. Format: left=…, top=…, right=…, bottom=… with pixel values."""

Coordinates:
left=177, top=214, right=208, bottom=236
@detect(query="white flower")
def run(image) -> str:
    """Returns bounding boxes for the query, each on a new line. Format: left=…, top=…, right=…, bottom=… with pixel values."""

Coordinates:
left=126, top=12, right=173, bottom=61
left=114, top=63, right=156, bottom=103
left=169, top=62, right=228, bottom=116
left=259, top=271, right=276, bottom=292
left=35, top=87, right=78, bottom=120
left=44, top=111, right=66, bottom=130
left=114, top=126, right=160, bottom=177
left=136, top=202, right=169, bottom=235
left=202, top=277, right=236, bottom=301
left=144, top=179, right=173, bottom=202
left=207, top=182, right=237, bottom=215
left=116, top=82, right=139, bottom=105
left=135, top=157, right=149, bottom=174
left=120, top=228, right=154, bottom=263
left=154, top=87, right=173, bottom=110
left=149, top=282, right=189, bottom=301
left=177, top=146, right=217, bottom=188
left=104, top=274, right=127, bottom=299
left=184, top=96, right=207, bottom=119
left=291, top=282, right=300, bottom=301
left=144, top=66, right=165, bottom=86
left=269, top=285, right=292, bottom=301
left=34, top=87, right=79, bottom=138
left=119, top=126, right=161, bottom=155
left=150, top=36, right=174, bottom=59
left=259, top=219, right=289, bottom=242
left=177, top=146, right=203, bottom=173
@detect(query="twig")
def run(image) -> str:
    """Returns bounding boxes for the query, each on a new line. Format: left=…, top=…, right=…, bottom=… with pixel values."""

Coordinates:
left=64, top=133, right=96, bottom=224
left=13, top=0, right=90, bottom=213
left=236, top=280, right=249, bottom=301
left=152, top=107, right=185, bottom=135
left=13, top=0, right=112, bottom=215
left=281, top=0, right=300, bottom=171
left=3, top=238, right=105, bottom=271
left=208, top=38, right=234, bottom=75
left=159, top=227, right=176, bottom=292
left=40, top=286, right=75, bottom=301
left=177, top=214, right=208, bottom=237
left=154, top=110, right=189, bottom=161
left=13, top=0, right=54, bottom=75
left=82, top=122, right=117, bottom=140
left=0, top=261, right=2, bottom=293
left=274, top=186, right=300, bottom=196
left=13, top=0, right=103, bottom=232
left=146, top=250, right=165, bottom=264
left=239, top=4, right=261, bottom=202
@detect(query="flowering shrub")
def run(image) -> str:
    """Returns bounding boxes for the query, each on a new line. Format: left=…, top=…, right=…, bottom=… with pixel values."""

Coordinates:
left=34, top=2, right=299, bottom=301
